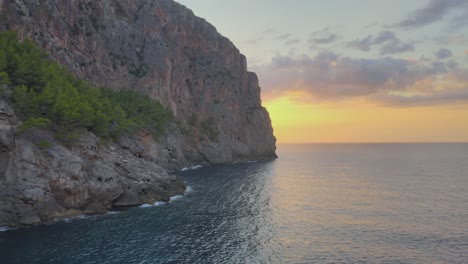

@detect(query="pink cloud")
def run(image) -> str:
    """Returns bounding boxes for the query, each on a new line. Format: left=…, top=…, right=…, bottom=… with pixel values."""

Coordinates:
left=255, top=52, right=468, bottom=106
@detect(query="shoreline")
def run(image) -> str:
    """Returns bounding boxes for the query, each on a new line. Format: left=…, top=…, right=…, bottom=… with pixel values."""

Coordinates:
left=1, top=160, right=271, bottom=231
left=0, top=185, right=194, bottom=232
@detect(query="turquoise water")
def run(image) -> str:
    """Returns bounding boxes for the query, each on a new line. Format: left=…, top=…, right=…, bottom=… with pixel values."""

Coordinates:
left=1, top=143, right=467, bottom=263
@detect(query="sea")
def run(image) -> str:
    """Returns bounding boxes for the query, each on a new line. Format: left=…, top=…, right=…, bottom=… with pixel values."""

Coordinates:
left=1, top=143, right=467, bottom=264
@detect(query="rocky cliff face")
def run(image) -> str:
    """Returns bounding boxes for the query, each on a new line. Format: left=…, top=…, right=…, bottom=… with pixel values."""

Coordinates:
left=1, top=0, right=277, bottom=168
left=0, top=94, right=185, bottom=226
left=0, top=0, right=276, bottom=227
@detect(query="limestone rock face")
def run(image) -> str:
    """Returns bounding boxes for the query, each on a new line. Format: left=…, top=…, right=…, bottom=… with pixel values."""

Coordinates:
left=0, top=0, right=277, bottom=226
left=0, top=0, right=277, bottom=167
left=0, top=98, right=185, bottom=226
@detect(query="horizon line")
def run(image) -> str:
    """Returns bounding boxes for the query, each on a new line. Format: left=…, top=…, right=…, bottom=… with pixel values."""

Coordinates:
left=277, top=142, right=468, bottom=144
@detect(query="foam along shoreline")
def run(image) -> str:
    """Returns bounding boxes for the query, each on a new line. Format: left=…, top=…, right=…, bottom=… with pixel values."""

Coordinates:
left=139, top=186, right=193, bottom=208
left=180, top=165, right=203, bottom=172
left=1, top=187, right=193, bottom=231
left=180, top=161, right=259, bottom=172
left=0, top=226, right=14, bottom=232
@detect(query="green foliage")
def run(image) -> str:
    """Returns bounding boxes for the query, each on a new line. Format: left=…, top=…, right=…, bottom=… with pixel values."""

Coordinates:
left=0, top=31, right=47, bottom=90
left=1, top=31, right=172, bottom=142
left=129, top=64, right=148, bottom=78
left=17, top=117, right=52, bottom=135
left=36, top=140, right=52, bottom=149
left=0, top=71, right=10, bottom=85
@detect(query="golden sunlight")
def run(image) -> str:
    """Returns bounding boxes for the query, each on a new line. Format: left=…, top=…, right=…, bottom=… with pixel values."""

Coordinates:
left=264, top=95, right=468, bottom=143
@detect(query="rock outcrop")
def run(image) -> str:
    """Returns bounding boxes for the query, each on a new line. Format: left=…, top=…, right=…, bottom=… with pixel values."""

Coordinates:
left=0, top=95, right=185, bottom=226
left=0, top=0, right=276, bottom=226
left=1, top=0, right=277, bottom=169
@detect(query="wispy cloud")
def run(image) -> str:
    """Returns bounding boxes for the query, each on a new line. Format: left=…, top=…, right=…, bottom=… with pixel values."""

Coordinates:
left=254, top=52, right=468, bottom=106
left=262, top=27, right=277, bottom=35
left=435, top=48, right=453, bottom=59
left=347, top=31, right=414, bottom=55
left=393, top=0, right=468, bottom=29
left=348, top=36, right=373, bottom=51
left=380, top=41, right=414, bottom=55
left=245, top=27, right=278, bottom=44
left=310, top=34, right=338, bottom=45
left=375, top=90, right=468, bottom=106
left=309, top=28, right=339, bottom=45
left=277, top=33, right=291, bottom=40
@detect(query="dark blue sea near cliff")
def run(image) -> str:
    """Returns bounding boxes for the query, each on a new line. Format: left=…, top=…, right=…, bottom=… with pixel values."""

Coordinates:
left=1, top=143, right=467, bottom=264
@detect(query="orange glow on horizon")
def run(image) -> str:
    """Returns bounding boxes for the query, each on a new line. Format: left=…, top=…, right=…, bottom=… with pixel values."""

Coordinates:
left=264, top=94, right=468, bottom=143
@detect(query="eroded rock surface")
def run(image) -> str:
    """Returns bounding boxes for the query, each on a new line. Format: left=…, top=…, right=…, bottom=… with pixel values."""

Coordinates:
left=0, top=0, right=277, bottom=226
left=1, top=0, right=277, bottom=168
left=0, top=98, right=185, bottom=226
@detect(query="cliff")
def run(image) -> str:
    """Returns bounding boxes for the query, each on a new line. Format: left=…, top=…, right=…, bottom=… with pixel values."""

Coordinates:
left=1, top=0, right=277, bottom=168
left=0, top=94, right=186, bottom=226
left=0, top=0, right=276, bottom=226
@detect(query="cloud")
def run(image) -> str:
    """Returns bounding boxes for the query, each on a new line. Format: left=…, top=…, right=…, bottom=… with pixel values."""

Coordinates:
left=285, top=39, right=300, bottom=46
left=435, top=48, right=453, bottom=59
left=347, top=31, right=414, bottom=55
left=348, top=36, right=373, bottom=51
left=262, top=27, right=277, bottom=35
left=434, top=35, right=468, bottom=45
left=309, top=28, right=339, bottom=45
left=465, top=49, right=468, bottom=56
left=380, top=41, right=414, bottom=55
left=375, top=90, right=468, bottom=106
left=254, top=52, right=468, bottom=106
left=373, top=31, right=398, bottom=44
left=310, top=34, right=338, bottom=45
left=450, top=10, right=468, bottom=29
left=245, top=28, right=278, bottom=44
left=277, top=34, right=291, bottom=40
left=393, top=0, right=468, bottom=29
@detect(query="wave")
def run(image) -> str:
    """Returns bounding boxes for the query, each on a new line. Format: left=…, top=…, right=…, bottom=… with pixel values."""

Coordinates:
left=180, top=165, right=203, bottom=172
left=139, top=190, right=192, bottom=208
left=185, top=186, right=193, bottom=194
left=58, top=214, right=93, bottom=223
left=0, top=226, right=13, bottom=232
left=169, top=195, right=184, bottom=202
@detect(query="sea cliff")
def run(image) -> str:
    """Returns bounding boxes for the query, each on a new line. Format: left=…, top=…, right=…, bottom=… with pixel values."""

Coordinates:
left=0, top=0, right=276, bottom=226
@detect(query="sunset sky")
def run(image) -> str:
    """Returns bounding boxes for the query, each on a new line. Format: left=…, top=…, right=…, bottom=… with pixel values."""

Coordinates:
left=177, top=0, right=468, bottom=143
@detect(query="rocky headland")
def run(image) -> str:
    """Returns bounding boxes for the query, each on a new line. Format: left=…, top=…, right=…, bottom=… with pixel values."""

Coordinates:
left=0, top=0, right=276, bottom=226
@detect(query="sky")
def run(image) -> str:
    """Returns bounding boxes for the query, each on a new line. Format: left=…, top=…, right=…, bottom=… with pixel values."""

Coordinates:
left=176, top=0, right=468, bottom=143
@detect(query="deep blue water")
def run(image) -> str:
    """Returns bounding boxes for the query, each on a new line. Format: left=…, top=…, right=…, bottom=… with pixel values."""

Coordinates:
left=1, top=143, right=467, bottom=263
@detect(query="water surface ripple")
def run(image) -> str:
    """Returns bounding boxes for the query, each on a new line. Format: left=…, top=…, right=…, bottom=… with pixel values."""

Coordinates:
left=1, top=143, right=467, bottom=263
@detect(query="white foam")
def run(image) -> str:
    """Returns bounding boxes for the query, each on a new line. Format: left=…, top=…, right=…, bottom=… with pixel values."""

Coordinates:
left=0, top=226, right=12, bottom=232
left=185, top=186, right=193, bottom=194
left=56, top=214, right=93, bottom=224
left=191, top=165, right=203, bottom=170
left=140, top=201, right=169, bottom=208
left=107, top=211, right=120, bottom=215
left=169, top=195, right=184, bottom=202
left=180, top=167, right=189, bottom=171
left=247, top=160, right=258, bottom=163
left=154, top=201, right=167, bottom=206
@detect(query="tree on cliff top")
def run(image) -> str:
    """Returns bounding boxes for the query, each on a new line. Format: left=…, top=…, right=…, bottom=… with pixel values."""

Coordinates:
left=0, top=31, right=172, bottom=141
